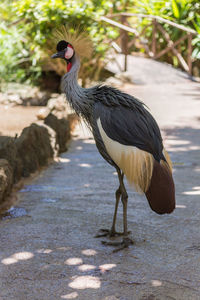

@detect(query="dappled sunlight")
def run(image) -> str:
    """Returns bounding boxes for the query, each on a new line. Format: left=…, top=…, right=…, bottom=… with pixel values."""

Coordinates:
left=176, top=204, right=186, bottom=209
left=83, top=139, right=95, bottom=144
left=1, top=257, right=18, bottom=265
left=78, top=163, right=92, bottom=168
left=76, top=146, right=83, bottom=150
left=81, top=249, right=97, bottom=256
left=183, top=186, right=200, bottom=196
left=164, top=127, right=200, bottom=154
left=99, top=264, right=116, bottom=273
left=68, top=275, right=101, bottom=289
left=37, top=248, right=52, bottom=254
left=0, top=245, right=117, bottom=299
left=183, top=190, right=200, bottom=196
left=78, top=264, right=96, bottom=271
left=151, top=280, right=162, bottom=287
left=59, top=158, right=71, bottom=163
left=13, top=252, right=34, bottom=260
left=65, top=258, right=83, bottom=266
left=83, top=184, right=90, bottom=188
left=61, top=249, right=116, bottom=296
left=168, top=144, right=200, bottom=152
left=1, top=251, right=34, bottom=265
left=61, top=292, right=78, bottom=299
left=167, top=139, right=190, bottom=146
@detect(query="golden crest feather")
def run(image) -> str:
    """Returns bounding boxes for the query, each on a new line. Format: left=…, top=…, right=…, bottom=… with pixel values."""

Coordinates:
left=53, top=25, right=93, bottom=59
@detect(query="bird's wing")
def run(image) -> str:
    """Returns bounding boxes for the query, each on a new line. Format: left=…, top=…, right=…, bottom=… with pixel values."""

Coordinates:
left=94, top=101, right=164, bottom=162
left=93, top=101, right=171, bottom=193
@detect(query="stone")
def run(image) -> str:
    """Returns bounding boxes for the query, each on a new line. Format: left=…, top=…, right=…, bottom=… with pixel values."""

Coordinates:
left=7, top=94, right=22, bottom=105
left=36, top=107, right=50, bottom=120
left=0, top=159, right=13, bottom=206
left=0, top=93, right=8, bottom=104
left=16, top=123, right=55, bottom=177
left=67, top=113, right=79, bottom=132
left=44, top=113, right=71, bottom=153
left=0, top=137, right=20, bottom=182
left=47, top=94, right=69, bottom=119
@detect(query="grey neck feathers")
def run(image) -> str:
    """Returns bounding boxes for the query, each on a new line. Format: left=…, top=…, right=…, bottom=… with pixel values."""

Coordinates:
left=61, top=54, right=93, bottom=121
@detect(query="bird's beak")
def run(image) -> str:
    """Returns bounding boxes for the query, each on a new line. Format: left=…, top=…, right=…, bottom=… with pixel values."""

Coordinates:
left=51, top=50, right=65, bottom=59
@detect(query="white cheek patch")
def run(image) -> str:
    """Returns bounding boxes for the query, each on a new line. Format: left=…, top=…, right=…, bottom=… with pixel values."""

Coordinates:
left=97, top=118, right=154, bottom=193
left=65, top=47, right=74, bottom=59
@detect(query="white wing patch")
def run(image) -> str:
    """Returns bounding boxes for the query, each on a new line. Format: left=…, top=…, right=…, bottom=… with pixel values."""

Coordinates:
left=97, top=118, right=154, bottom=193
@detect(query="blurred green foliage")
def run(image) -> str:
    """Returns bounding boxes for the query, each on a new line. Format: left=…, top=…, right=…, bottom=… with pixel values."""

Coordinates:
left=0, top=0, right=199, bottom=85
left=0, top=0, right=117, bottom=85
left=130, top=0, right=200, bottom=63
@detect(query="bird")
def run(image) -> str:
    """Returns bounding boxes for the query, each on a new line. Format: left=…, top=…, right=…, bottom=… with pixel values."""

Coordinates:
left=51, top=27, right=175, bottom=249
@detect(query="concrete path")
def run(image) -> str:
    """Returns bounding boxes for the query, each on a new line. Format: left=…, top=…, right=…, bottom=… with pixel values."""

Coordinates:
left=0, top=57, right=200, bottom=300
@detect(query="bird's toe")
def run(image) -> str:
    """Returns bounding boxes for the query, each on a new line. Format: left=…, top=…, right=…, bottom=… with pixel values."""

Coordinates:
left=101, top=237, right=134, bottom=252
left=95, top=228, right=131, bottom=238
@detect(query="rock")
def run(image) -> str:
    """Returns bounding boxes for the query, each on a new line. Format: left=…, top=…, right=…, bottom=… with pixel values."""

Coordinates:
left=67, top=113, right=79, bottom=132
left=44, top=113, right=70, bottom=153
left=50, top=93, right=60, bottom=98
left=0, top=93, right=8, bottom=104
left=0, top=101, right=77, bottom=206
left=30, top=90, right=51, bottom=106
left=7, top=94, right=22, bottom=105
left=0, top=84, right=52, bottom=107
left=47, top=94, right=69, bottom=119
left=36, top=107, right=50, bottom=120
left=16, top=123, right=56, bottom=177
left=0, top=159, right=13, bottom=206
left=0, top=137, right=20, bottom=182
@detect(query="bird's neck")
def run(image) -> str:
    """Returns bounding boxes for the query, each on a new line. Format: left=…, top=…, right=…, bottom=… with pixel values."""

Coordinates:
left=61, top=55, right=92, bottom=120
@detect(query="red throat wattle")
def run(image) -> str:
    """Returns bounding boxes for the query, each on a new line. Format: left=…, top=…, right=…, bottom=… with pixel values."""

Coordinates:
left=67, top=62, right=72, bottom=72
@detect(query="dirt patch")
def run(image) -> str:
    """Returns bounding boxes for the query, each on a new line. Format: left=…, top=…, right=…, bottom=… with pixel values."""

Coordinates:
left=0, top=105, right=41, bottom=137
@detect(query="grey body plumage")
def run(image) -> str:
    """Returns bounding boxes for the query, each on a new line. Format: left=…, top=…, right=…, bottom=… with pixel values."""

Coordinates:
left=52, top=38, right=175, bottom=248
left=61, top=54, right=164, bottom=166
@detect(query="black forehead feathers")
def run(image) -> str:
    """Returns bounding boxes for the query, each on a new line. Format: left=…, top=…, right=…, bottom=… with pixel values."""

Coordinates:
left=56, top=40, right=69, bottom=51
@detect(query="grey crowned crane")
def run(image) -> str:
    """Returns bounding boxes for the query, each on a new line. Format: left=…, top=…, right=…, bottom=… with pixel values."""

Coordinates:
left=51, top=28, right=175, bottom=249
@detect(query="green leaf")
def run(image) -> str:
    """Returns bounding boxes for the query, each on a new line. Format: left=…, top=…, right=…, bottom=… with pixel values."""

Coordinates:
left=172, top=0, right=180, bottom=19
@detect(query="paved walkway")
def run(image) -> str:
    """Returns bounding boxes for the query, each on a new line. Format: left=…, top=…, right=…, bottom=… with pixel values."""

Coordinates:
left=0, top=57, right=200, bottom=300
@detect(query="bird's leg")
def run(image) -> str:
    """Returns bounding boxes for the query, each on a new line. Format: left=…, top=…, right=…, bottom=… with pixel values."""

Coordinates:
left=110, top=186, right=121, bottom=236
left=121, top=188, right=128, bottom=235
left=95, top=168, right=124, bottom=238
left=95, top=184, right=122, bottom=238
left=119, top=173, right=129, bottom=236
left=110, top=171, right=131, bottom=236
left=101, top=170, right=134, bottom=251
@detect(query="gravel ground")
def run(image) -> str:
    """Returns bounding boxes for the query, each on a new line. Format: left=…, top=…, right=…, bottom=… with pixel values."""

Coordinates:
left=0, top=56, right=200, bottom=300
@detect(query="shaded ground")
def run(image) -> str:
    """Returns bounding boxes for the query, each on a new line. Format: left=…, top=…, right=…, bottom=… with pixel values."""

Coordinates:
left=0, top=56, right=200, bottom=300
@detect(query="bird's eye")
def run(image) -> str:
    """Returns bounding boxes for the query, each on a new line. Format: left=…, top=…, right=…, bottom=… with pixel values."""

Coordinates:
left=64, top=45, right=74, bottom=60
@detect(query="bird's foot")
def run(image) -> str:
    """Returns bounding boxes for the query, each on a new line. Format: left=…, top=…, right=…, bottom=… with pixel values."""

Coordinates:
left=102, top=237, right=134, bottom=252
left=95, top=228, right=131, bottom=238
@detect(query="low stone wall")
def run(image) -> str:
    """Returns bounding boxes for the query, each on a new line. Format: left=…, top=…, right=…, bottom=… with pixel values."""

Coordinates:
left=0, top=112, right=78, bottom=211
